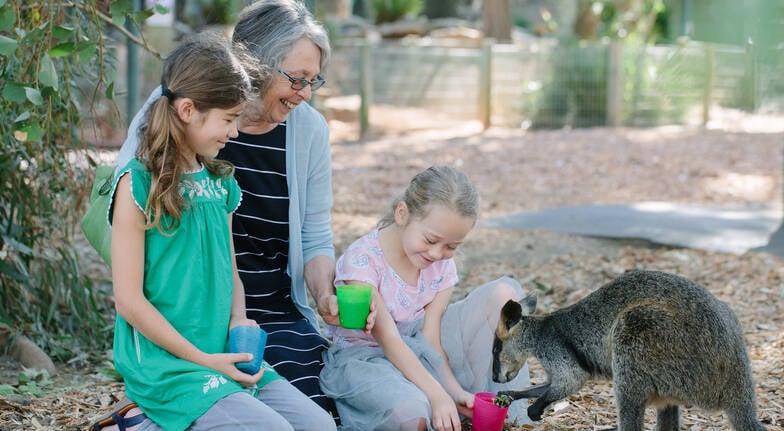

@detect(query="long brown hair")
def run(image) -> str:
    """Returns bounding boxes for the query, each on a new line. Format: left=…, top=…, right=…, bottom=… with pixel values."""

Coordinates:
left=138, top=32, right=263, bottom=233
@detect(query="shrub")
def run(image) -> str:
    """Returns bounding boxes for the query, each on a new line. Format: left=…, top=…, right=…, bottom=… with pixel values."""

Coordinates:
left=0, top=0, right=160, bottom=361
left=373, top=0, right=423, bottom=24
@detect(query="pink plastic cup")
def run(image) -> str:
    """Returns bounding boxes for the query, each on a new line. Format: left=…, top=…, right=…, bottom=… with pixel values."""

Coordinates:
left=471, top=392, right=509, bottom=431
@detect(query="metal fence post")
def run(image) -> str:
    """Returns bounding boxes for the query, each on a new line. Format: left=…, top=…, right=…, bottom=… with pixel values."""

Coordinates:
left=702, top=43, right=714, bottom=126
left=126, top=0, right=143, bottom=125
left=606, top=42, right=622, bottom=127
left=478, top=38, right=494, bottom=129
left=743, top=39, right=758, bottom=112
left=359, top=38, right=372, bottom=138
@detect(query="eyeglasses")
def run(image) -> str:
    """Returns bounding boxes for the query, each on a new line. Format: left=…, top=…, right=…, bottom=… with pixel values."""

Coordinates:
left=277, top=68, right=326, bottom=91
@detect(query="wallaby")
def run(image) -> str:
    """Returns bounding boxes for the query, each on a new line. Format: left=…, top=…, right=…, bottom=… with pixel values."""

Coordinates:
left=492, top=270, right=766, bottom=431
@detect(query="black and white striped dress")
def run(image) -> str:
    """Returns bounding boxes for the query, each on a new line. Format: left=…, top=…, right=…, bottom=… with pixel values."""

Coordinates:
left=218, top=124, right=336, bottom=417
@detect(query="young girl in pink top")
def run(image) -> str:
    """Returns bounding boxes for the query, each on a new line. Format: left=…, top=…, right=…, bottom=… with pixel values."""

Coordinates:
left=320, top=165, right=531, bottom=431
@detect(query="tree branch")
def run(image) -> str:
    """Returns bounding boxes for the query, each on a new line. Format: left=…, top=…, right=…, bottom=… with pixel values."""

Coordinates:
left=65, top=1, right=163, bottom=60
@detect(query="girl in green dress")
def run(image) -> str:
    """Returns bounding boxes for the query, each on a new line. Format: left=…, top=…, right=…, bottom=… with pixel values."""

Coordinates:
left=107, top=33, right=336, bottom=431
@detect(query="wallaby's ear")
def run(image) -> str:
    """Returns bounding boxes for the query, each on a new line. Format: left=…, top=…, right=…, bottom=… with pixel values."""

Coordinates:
left=499, top=299, right=523, bottom=335
left=520, top=293, right=537, bottom=315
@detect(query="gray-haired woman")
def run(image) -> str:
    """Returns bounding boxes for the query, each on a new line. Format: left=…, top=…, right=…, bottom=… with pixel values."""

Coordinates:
left=101, top=0, right=369, bottom=428
left=217, top=0, right=351, bottom=421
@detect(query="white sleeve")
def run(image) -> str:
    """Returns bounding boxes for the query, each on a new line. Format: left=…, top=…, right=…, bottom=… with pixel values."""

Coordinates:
left=115, top=85, right=163, bottom=172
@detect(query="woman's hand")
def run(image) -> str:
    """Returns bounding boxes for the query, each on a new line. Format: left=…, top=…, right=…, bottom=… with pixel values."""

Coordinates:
left=203, top=352, right=265, bottom=388
left=428, top=388, right=462, bottom=431
left=316, top=293, right=341, bottom=326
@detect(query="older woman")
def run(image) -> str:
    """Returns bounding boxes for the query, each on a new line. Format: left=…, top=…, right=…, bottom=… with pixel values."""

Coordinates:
left=216, top=0, right=344, bottom=419
left=108, top=0, right=362, bottom=427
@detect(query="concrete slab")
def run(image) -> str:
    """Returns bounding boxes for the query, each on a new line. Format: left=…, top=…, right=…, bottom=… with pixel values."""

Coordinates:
left=480, top=202, right=782, bottom=255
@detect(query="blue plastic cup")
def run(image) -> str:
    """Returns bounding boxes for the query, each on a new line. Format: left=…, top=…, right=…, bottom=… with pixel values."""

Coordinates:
left=228, top=325, right=267, bottom=374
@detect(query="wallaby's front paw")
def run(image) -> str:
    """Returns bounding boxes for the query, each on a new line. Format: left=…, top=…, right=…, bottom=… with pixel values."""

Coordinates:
left=527, top=405, right=543, bottom=421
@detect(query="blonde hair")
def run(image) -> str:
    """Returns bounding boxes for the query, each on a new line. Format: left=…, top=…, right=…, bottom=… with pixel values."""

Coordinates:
left=139, top=32, right=267, bottom=233
left=379, top=165, right=479, bottom=228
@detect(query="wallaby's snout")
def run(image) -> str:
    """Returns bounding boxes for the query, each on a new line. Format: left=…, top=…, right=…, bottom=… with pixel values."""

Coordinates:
left=492, top=334, right=522, bottom=383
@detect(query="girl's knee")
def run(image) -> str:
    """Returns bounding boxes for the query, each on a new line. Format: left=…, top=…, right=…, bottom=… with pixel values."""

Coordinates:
left=192, top=392, right=294, bottom=431
left=494, top=276, right=524, bottom=300
left=388, top=399, right=429, bottom=430
left=484, top=277, right=523, bottom=312
left=399, top=416, right=428, bottom=431
left=298, top=404, right=337, bottom=431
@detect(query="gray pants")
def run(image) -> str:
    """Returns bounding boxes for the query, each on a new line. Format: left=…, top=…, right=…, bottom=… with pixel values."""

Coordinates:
left=138, top=379, right=336, bottom=431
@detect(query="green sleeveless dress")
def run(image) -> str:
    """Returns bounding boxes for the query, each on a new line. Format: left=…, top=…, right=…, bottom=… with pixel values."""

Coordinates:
left=110, top=159, right=282, bottom=431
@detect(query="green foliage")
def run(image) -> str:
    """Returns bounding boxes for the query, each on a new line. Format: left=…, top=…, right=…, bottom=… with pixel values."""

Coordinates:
left=98, top=364, right=124, bottom=382
left=574, top=0, right=669, bottom=43
left=373, top=0, right=423, bottom=24
left=493, top=393, right=513, bottom=408
left=530, top=44, right=608, bottom=128
left=0, top=368, right=54, bottom=397
left=16, top=367, right=53, bottom=397
left=0, top=1, right=156, bottom=361
left=200, top=0, right=236, bottom=26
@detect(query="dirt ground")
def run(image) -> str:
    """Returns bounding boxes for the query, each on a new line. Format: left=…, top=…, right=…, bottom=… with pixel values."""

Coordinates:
left=2, top=107, right=784, bottom=430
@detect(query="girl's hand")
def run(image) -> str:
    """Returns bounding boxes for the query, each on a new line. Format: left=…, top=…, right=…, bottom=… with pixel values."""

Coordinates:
left=203, top=352, right=264, bottom=387
left=363, top=293, right=378, bottom=334
left=455, top=390, right=475, bottom=418
left=229, top=318, right=259, bottom=329
left=428, top=389, right=462, bottom=431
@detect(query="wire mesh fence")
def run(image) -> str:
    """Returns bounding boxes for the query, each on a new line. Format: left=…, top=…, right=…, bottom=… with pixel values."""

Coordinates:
left=321, top=38, right=780, bottom=134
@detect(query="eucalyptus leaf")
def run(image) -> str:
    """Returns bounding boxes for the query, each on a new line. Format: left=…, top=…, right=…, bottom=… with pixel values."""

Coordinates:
left=77, top=42, right=96, bottom=64
left=132, top=9, right=154, bottom=24
left=0, top=5, right=14, bottom=32
left=105, top=81, right=115, bottom=100
left=109, top=0, right=133, bottom=27
left=38, top=54, right=58, bottom=90
left=52, top=25, right=74, bottom=40
left=14, top=110, right=30, bottom=123
left=2, top=82, right=24, bottom=103
left=49, top=42, right=75, bottom=58
left=0, top=34, right=17, bottom=56
left=24, top=86, right=43, bottom=105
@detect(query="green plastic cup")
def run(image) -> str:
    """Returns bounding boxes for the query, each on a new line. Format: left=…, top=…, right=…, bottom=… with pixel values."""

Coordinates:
left=336, top=284, right=373, bottom=329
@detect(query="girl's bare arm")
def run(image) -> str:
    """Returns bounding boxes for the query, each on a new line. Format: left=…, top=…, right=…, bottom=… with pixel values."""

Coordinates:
left=422, top=288, right=475, bottom=413
left=111, top=174, right=261, bottom=386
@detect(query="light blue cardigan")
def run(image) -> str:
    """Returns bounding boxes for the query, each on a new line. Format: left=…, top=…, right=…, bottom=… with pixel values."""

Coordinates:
left=116, top=87, right=335, bottom=331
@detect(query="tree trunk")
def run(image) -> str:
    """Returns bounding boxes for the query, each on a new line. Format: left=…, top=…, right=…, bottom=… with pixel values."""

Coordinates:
left=482, top=0, right=512, bottom=42
left=574, top=0, right=600, bottom=40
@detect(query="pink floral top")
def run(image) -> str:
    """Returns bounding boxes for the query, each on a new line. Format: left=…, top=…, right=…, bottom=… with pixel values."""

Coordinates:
left=325, top=228, right=458, bottom=347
